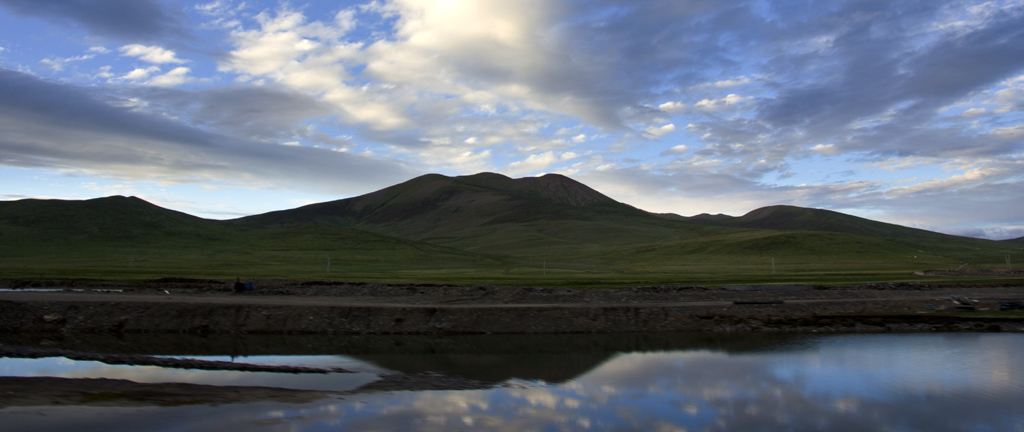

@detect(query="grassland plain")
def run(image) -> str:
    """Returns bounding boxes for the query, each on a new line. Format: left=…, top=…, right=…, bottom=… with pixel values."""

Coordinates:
left=1, top=172, right=1021, bottom=286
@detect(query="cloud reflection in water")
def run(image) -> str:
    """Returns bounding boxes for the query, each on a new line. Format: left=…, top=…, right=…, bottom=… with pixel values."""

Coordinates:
left=289, top=334, right=1024, bottom=431
left=2, top=333, right=1022, bottom=431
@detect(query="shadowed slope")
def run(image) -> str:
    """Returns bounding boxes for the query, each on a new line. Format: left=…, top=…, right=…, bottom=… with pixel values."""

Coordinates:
left=233, top=173, right=647, bottom=240
left=2, top=174, right=1018, bottom=282
left=0, top=196, right=228, bottom=245
left=0, top=195, right=493, bottom=274
left=688, top=205, right=983, bottom=245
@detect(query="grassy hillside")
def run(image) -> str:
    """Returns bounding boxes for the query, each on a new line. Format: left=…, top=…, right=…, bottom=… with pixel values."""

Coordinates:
left=0, top=196, right=230, bottom=246
left=2, top=174, right=1021, bottom=285
left=0, top=195, right=494, bottom=281
left=688, top=205, right=988, bottom=245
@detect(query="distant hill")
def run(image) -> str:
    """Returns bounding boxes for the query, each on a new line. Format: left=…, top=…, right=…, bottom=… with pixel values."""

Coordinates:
left=686, top=205, right=974, bottom=245
left=232, top=172, right=657, bottom=247
left=2, top=173, right=1018, bottom=282
left=0, top=196, right=227, bottom=246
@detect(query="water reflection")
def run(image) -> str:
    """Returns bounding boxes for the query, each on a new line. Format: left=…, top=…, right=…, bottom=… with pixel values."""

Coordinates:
left=0, top=331, right=810, bottom=383
left=0, top=356, right=382, bottom=392
left=2, top=333, right=1022, bottom=431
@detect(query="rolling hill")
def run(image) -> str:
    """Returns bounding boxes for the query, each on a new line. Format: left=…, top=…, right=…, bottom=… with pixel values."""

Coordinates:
left=686, top=205, right=983, bottom=245
left=233, top=172, right=645, bottom=230
left=1, top=172, right=1019, bottom=284
left=232, top=172, right=692, bottom=256
left=0, top=195, right=228, bottom=246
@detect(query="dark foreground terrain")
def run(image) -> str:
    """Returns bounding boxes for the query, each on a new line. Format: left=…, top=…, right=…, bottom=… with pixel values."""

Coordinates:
left=2, top=278, right=1022, bottom=406
left=2, top=278, right=1023, bottom=334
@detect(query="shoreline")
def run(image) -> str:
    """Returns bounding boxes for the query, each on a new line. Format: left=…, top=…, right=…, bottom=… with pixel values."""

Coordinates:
left=1, top=280, right=1022, bottom=334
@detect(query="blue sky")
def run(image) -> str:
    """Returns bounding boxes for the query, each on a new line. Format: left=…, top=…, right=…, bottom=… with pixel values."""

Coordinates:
left=1, top=0, right=1023, bottom=239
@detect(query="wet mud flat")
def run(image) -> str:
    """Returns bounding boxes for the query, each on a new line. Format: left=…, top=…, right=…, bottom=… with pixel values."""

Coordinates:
left=1, top=279, right=1022, bottom=335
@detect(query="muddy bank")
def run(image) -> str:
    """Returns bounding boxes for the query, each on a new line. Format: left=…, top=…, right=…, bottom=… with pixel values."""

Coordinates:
left=0, top=377, right=336, bottom=407
left=1, top=280, right=1022, bottom=334
left=0, top=345, right=351, bottom=373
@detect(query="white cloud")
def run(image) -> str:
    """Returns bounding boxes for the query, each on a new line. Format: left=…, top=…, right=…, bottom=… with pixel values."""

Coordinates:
left=960, top=107, right=987, bottom=118
left=39, top=54, right=95, bottom=71
left=694, top=94, right=754, bottom=111
left=809, top=144, right=838, bottom=155
left=121, top=66, right=161, bottom=81
left=119, top=44, right=189, bottom=64
left=645, top=123, right=676, bottom=138
left=661, top=145, right=689, bottom=156
left=506, top=151, right=559, bottom=175
left=149, top=67, right=193, bottom=86
left=95, top=65, right=114, bottom=79
left=571, top=134, right=587, bottom=143
left=713, top=76, right=753, bottom=88
left=658, top=101, right=687, bottom=112
left=988, top=124, right=1024, bottom=140
left=221, top=9, right=407, bottom=130
left=195, top=1, right=229, bottom=14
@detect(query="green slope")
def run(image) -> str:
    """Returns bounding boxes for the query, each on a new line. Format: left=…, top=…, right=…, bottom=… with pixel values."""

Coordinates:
left=687, top=205, right=992, bottom=246
left=1, top=174, right=1020, bottom=284
left=233, top=172, right=658, bottom=249
left=0, top=196, right=231, bottom=246
left=0, top=195, right=493, bottom=280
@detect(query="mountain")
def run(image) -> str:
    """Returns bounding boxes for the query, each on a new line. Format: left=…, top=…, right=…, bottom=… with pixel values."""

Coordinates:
left=0, top=194, right=493, bottom=274
left=687, top=205, right=975, bottom=245
left=231, top=172, right=682, bottom=255
left=2, top=173, right=1018, bottom=282
left=235, top=172, right=641, bottom=229
left=0, top=195, right=228, bottom=245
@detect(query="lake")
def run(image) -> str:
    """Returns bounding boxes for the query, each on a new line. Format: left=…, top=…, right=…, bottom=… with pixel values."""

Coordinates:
left=1, top=332, right=1022, bottom=431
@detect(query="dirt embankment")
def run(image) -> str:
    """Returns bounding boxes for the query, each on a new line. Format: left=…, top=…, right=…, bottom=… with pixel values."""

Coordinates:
left=1, top=279, right=1023, bottom=334
left=915, top=268, right=1024, bottom=277
left=2, top=279, right=1023, bottom=407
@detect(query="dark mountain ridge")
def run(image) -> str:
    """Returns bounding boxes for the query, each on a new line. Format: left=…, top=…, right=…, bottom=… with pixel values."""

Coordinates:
left=1, top=173, right=1009, bottom=251
left=686, top=205, right=969, bottom=244
left=0, top=195, right=226, bottom=245
left=233, top=172, right=645, bottom=238
left=3, top=172, right=1019, bottom=281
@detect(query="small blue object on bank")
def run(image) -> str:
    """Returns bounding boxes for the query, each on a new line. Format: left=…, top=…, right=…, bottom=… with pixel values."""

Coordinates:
left=246, top=282, right=254, bottom=291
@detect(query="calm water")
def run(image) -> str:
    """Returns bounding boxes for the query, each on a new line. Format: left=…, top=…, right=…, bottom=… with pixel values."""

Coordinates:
left=2, top=332, right=1022, bottom=431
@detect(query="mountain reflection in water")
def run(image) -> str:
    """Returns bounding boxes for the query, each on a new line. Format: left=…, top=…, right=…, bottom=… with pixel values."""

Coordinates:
left=2, top=333, right=1022, bottom=432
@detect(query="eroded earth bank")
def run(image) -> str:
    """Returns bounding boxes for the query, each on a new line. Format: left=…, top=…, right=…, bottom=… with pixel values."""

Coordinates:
left=2, top=278, right=1023, bottom=335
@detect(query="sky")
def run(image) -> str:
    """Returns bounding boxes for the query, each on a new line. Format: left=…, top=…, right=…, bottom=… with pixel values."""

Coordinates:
left=0, top=0, right=1022, bottom=239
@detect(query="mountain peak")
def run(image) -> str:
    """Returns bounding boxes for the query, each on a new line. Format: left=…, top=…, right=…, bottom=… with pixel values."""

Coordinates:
left=515, top=173, right=617, bottom=207
left=234, top=172, right=640, bottom=234
left=444, top=172, right=621, bottom=207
